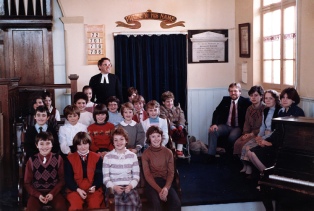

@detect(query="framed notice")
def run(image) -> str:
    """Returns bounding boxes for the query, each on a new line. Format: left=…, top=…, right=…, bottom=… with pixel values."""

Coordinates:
left=85, top=25, right=105, bottom=65
left=239, top=23, right=250, bottom=58
left=188, top=29, right=228, bottom=63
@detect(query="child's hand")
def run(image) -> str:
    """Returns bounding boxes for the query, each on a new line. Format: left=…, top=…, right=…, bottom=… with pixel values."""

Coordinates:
left=39, top=195, right=48, bottom=204
left=159, top=187, right=168, bottom=201
left=113, top=185, right=125, bottom=195
left=89, top=186, right=96, bottom=193
left=129, top=148, right=137, bottom=154
left=124, top=184, right=133, bottom=193
left=45, top=193, right=53, bottom=201
left=77, top=188, right=87, bottom=199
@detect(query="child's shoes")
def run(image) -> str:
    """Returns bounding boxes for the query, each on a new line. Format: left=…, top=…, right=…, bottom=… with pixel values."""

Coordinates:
left=176, top=150, right=185, bottom=158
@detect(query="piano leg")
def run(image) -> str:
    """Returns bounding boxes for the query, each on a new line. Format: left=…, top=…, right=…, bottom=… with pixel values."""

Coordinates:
left=260, top=185, right=274, bottom=211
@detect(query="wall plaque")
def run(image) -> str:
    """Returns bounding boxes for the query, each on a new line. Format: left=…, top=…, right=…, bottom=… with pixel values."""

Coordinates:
left=85, top=24, right=105, bottom=65
left=188, top=30, right=229, bottom=63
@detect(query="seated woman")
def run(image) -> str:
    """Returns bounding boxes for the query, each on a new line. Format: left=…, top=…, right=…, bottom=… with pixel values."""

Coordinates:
left=103, top=127, right=141, bottom=211
left=240, top=90, right=281, bottom=175
left=118, top=102, right=145, bottom=154
left=159, top=91, right=187, bottom=157
left=247, top=87, right=305, bottom=173
left=65, top=132, right=104, bottom=210
left=142, top=125, right=181, bottom=211
left=233, top=86, right=265, bottom=171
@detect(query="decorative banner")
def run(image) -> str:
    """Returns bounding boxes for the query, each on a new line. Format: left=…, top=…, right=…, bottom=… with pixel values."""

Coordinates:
left=116, top=10, right=185, bottom=29
left=85, top=25, right=105, bottom=65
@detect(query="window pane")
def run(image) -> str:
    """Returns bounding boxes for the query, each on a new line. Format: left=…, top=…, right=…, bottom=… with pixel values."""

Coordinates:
left=284, top=37, right=295, bottom=59
left=284, top=6, right=295, bottom=34
left=263, top=0, right=281, bottom=6
left=283, top=60, right=294, bottom=85
left=273, top=39, right=281, bottom=59
left=263, top=10, right=281, bottom=36
left=264, top=42, right=272, bottom=59
left=264, top=61, right=272, bottom=83
left=273, top=60, right=281, bottom=84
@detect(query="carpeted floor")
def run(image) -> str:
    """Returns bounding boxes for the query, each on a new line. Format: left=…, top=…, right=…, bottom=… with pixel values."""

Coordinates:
left=177, top=152, right=262, bottom=206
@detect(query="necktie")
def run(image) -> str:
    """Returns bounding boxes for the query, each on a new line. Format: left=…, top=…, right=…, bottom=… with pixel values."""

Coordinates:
left=81, top=155, right=87, bottom=162
left=231, top=101, right=236, bottom=127
left=39, top=127, right=43, bottom=133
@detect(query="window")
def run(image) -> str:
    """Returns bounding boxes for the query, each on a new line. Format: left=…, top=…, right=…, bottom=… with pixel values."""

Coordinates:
left=262, top=0, right=296, bottom=90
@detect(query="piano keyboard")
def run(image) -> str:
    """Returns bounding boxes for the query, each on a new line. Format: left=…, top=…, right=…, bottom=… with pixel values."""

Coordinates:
left=269, top=174, right=314, bottom=187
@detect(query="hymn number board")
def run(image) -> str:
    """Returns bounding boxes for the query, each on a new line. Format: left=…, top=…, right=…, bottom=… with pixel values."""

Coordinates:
left=85, top=25, right=105, bottom=65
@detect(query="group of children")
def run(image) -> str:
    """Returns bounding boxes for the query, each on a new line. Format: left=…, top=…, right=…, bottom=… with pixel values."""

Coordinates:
left=23, top=86, right=185, bottom=210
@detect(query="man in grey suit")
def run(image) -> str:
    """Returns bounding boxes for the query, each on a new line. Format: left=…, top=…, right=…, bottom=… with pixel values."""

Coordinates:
left=89, top=57, right=123, bottom=104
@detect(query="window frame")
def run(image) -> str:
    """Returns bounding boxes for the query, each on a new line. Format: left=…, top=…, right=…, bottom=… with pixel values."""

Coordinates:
left=261, top=0, right=297, bottom=91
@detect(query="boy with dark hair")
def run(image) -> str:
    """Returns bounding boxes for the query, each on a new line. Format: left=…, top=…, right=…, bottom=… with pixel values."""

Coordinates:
left=74, top=92, right=94, bottom=126
left=24, top=132, right=67, bottom=211
left=24, top=106, right=60, bottom=159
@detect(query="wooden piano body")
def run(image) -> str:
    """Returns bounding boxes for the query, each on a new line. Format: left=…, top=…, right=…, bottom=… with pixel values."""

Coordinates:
left=259, top=116, right=314, bottom=210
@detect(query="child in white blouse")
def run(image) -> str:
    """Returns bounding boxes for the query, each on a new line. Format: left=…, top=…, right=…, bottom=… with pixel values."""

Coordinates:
left=74, top=92, right=95, bottom=127
left=58, top=105, right=87, bottom=156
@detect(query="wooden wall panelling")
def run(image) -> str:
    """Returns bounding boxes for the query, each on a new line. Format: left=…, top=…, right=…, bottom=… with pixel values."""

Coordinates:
left=0, top=29, right=4, bottom=78
left=7, top=28, right=54, bottom=85
left=0, top=78, right=20, bottom=188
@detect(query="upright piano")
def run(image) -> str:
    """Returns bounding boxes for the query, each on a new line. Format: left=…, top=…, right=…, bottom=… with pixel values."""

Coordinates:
left=259, top=116, right=314, bottom=210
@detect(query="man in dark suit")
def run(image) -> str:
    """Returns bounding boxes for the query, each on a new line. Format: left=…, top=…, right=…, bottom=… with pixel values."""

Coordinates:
left=207, top=82, right=251, bottom=162
left=89, top=57, right=123, bottom=104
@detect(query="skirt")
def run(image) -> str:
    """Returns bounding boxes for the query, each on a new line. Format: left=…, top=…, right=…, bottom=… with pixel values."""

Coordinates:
left=115, top=189, right=142, bottom=211
left=240, top=138, right=258, bottom=161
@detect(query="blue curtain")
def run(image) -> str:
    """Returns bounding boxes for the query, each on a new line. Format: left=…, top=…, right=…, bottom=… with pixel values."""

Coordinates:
left=114, top=34, right=187, bottom=111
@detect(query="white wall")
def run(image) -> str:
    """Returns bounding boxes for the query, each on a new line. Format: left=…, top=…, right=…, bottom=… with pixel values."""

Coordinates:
left=56, top=0, right=236, bottom=91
